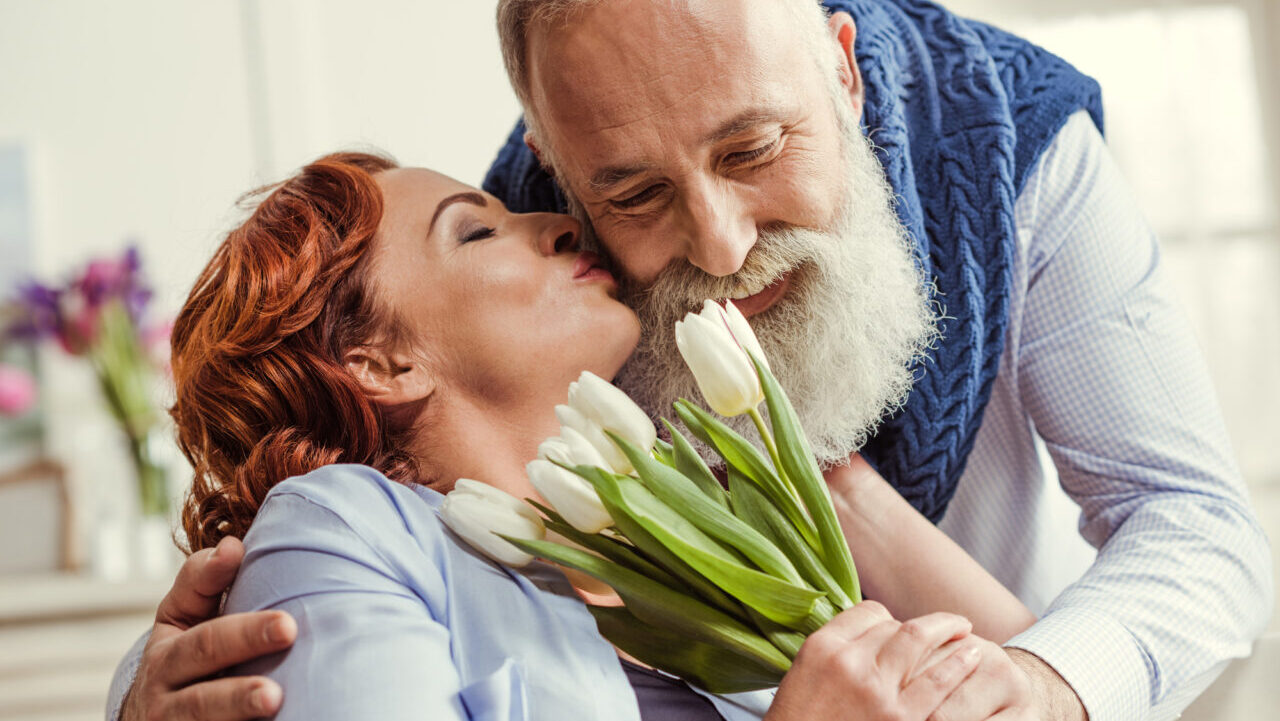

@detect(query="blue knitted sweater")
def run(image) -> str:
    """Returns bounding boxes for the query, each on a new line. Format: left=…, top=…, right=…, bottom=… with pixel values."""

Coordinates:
left=483, top=0, right=1103, bottom=522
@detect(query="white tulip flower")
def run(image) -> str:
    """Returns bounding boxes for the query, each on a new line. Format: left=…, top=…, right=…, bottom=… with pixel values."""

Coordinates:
left=556, top=403, right=632, bottom=474
left=537, top=436, right=575, bottom=466
left=526, top=459, right=614, bottom=534
left=567, top=371, right=658, bottom=454
left=674, top=300, right=767, bottom=417
left=717, top=299, right=770, bottom=372
left=439, top=478, right=545, bottom=567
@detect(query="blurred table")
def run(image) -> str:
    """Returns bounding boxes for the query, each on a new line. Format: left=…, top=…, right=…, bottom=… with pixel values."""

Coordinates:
left=0, top=573, right=168, bottom=721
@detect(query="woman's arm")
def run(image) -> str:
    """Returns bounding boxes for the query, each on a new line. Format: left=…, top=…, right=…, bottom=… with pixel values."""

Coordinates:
left=825, top=455, right=1037, bottom=643
left=226, top=470, right=469, bottom=721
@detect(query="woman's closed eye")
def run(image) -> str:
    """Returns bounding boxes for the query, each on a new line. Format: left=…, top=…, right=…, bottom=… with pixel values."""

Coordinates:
left=459, top=225, right=497, bottom=243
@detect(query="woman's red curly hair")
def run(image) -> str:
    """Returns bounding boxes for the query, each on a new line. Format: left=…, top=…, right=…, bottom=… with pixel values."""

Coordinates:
left=174, top=151, right=418, bottom=552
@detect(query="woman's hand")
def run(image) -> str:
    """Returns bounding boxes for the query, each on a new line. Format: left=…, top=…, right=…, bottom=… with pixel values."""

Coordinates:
left=765, top=602, right=982, bottom=721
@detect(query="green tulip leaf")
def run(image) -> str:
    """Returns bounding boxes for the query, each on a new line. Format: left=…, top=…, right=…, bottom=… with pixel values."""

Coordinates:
left=662, top=419, right=730, bottom=508
left=531, top=508, right=687, bottom=593
left=727, top=470, right=852, bottom=610
left=501, top=536, right=790, bottom=672
left=749, top=352, right=861, bottom=604
left=610, top=431, right=806, bottom=587
left=564, top=462, right=745, bottom=618
left=742, top=605, right=807, bottom=661
left=588, top=605, right=786, bottom=694
left=675, top=399, right=819, bottom=549
left=652, top=438, right=676, bottom=467
left=611, top=474, right=826, bottom=628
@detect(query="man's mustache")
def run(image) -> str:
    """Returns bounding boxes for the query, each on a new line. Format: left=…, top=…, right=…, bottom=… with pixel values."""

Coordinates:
left=618, top=225, right=820, bottom=314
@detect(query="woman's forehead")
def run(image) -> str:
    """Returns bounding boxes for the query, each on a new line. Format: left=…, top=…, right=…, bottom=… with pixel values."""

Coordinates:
left=377, top=167, right=473, bottom=206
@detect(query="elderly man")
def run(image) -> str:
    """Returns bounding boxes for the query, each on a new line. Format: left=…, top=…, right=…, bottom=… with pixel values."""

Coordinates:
left=109, top=1, right=1272, bottom=720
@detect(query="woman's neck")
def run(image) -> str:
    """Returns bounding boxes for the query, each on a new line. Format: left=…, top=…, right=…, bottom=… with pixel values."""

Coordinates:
left=413, top=385, right=559, bottom=499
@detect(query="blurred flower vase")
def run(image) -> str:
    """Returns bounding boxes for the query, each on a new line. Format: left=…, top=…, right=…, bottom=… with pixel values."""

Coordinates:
left=4, top=246, right=176, bottom=578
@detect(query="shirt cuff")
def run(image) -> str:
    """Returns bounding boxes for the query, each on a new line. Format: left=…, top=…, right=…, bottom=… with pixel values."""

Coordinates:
left=1004, top=606, right=1153, bottom=721
left=105, top=630, right=150, bottom=721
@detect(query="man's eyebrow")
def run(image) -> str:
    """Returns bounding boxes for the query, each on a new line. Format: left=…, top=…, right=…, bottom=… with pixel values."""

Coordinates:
left=587, top=163, right=656, bottom=194
left=703, top=109, right=790, bottom=145
left=428, top=192, right=488, bottom=234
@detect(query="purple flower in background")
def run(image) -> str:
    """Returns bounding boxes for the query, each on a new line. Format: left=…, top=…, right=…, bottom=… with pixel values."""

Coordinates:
left=5, top=245, right=155, bottom=355
left=8, top=281, right=61, bottom=342
left=77, top=244, right=152, bottom=324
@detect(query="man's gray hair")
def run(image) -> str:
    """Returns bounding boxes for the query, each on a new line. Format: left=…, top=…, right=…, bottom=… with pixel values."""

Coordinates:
left=496, top=0, right=836, bottom=140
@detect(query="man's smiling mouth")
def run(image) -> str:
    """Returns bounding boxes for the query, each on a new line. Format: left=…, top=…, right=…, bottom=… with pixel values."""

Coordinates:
left=725, top=271, right=792, bottom=318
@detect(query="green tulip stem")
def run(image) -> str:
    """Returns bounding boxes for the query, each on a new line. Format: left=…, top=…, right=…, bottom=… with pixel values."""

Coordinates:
left=748, top=406, right=791, bottom=496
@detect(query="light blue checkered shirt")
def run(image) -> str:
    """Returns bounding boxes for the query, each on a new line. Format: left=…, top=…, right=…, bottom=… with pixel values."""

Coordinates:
left=942, top=110, right=1274, bottom=721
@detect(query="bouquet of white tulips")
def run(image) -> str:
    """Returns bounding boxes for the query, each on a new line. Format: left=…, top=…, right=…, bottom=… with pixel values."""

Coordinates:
left=440, top=299, right=861, bottom=693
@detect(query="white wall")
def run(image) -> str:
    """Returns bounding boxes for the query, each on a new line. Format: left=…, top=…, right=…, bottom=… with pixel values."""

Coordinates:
left=0, top=0, right=523, bottom=560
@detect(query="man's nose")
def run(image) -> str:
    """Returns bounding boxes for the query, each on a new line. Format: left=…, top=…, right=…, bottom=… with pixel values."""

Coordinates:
left=535, top=213, right=581, bottom=256
left=679, top=179, right=756, bottom=277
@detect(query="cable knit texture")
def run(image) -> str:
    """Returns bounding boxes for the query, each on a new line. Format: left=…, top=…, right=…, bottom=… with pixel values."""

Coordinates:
left=483, top=0, right=1103, bottom=522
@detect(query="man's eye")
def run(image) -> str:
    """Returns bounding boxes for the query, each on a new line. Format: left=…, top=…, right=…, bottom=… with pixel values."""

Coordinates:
left=460, top=226, right=496, bottom=243
left=612, top=184, right=666, bottom=210
left=725, top=140, right=779, bottom=166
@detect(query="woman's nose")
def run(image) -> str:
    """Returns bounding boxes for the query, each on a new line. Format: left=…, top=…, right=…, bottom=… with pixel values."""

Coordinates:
left=536, top=213, right=581, bottom=256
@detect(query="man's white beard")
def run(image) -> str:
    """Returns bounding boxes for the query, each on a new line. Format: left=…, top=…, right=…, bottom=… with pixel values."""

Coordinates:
left=610, top=124, right=940, bottom=467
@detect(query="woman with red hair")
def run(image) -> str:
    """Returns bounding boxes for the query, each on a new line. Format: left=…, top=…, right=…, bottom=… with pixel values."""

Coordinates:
left=155, top=152, right=1033, bottom=721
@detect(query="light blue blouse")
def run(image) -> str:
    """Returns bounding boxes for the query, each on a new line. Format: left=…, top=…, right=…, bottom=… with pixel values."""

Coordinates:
left=223, top=464, right=777, bottom=721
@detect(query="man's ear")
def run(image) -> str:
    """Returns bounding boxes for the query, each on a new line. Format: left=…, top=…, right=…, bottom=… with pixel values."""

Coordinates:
left=827, top=12, right=865, bottom=123
left=344, top=346, right=435, bottom=407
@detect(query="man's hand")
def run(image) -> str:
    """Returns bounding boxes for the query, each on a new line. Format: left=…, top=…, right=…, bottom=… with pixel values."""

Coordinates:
left=766, top=601, right=984, bottom=721
left=925, top=642, right=1086, bottom=721
left=121, top=536, right=297, bottom=721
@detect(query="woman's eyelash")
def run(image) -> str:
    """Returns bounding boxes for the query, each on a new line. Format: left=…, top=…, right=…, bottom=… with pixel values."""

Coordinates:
left=460, top=226, right=496, bottom=243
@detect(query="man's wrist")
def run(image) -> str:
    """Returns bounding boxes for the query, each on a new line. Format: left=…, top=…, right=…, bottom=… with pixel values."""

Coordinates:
left=1006, top=647, right=1088, bottom=721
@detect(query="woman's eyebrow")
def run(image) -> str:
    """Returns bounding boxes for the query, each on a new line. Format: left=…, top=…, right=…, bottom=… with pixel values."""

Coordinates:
left=428, top=192, right=488, bottom=233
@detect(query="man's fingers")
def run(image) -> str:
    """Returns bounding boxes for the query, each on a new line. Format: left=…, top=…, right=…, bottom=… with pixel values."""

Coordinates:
left=816, top=600, right=896, bottom=642
left=154, top=611, right=297, bottom=687
left=159, top=676, right=283, bottom=721
left=876, top=612, right=972, bottom=680
left=926, top=645, right=1016, bottom=721
left=156, top=537, right=246, bottom=628
left=900, top=642, right=982, bottom=717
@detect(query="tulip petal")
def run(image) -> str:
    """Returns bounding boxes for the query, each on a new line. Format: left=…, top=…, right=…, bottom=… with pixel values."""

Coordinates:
left=721, top=300, right=770, bottom=371
left=571, top=371, right=658, bottom=453
left=439, top=490, right=544, bottom=567
left=526, top=459, right=614, bottom=534
left=675, top=312, right=761, bottom=417
left=537, top=436, right=574, bottom=466
left=558, top=424, right=611, bottom=470
left=557, top=404, right=632, bottom=474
